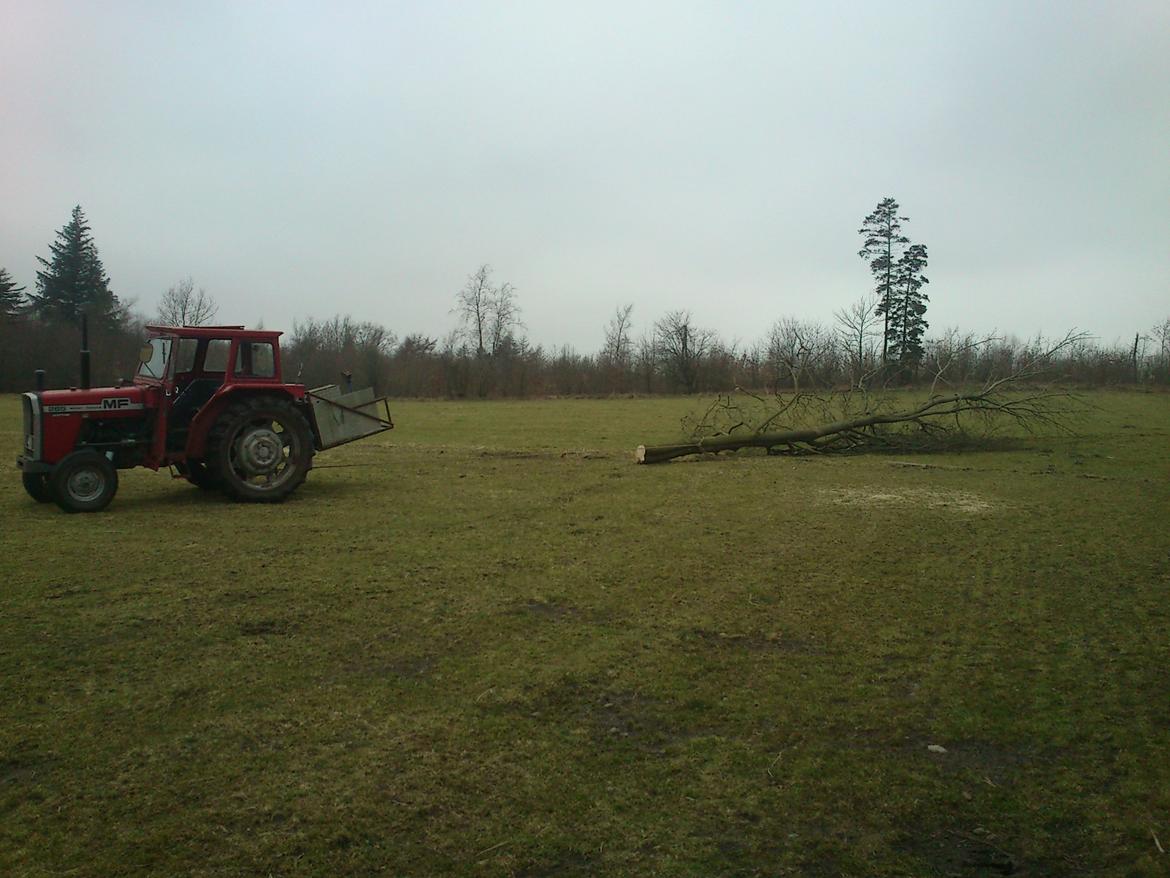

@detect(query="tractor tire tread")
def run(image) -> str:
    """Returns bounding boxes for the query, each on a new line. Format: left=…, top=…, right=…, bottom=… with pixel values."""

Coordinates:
left=49, top=450, right=119, bottom=513
left=207, top=395, right=313, bottom=503
left=22, top=472, right=54, bottom=503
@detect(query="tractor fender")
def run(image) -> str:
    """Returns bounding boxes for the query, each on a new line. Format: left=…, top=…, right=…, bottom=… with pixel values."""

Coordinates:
left=185, top=385, right=309, bottom=459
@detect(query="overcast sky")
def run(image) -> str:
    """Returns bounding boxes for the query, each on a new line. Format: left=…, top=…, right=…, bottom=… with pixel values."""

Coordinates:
left=2, top=1, right=1166, bottom=350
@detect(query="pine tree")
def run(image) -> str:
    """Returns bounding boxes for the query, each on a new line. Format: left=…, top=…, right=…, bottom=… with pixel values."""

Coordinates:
left=888, top=243, right=929, bottom=373
left=30, top=206, right=119, bottom=326
left=0, top=267, right=26, bottom=319
left=858, top=197, right=909, bottom=365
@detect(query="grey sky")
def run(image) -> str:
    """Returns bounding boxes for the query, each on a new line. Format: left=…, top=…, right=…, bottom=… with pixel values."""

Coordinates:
left=2, top=1, right=1167, bottom=350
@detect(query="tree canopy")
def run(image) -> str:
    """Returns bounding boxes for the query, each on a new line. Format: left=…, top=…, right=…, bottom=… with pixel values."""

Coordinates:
left=30, top=206, right=120, bottom=326
left=889, top=243, right=930, bottom=370
left=859, top=197, right=929, bottom=371
left=0, top=267, right=26, bottom=319
left=157, top=277, right=218, bottom=326
left=858, top=197, right=909, bottom=364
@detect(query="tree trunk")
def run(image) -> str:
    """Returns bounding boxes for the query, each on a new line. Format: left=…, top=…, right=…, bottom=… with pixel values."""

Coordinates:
left=636, top=406, right=923, bottom=464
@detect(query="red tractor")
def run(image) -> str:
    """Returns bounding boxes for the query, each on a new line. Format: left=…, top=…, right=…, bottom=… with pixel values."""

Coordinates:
left=16, top=324, right=392, bottom=513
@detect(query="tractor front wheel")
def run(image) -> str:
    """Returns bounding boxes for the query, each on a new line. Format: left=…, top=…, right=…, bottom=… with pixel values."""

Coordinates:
left=50, top=451, right=119, bottom=513
left=22, top=472, right=53, bottom=503
left=208, top=396, right=313, bottom=503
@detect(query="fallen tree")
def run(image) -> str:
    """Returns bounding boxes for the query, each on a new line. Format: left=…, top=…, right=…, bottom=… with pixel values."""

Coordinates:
left=635, top=332, right=1085, bottom=464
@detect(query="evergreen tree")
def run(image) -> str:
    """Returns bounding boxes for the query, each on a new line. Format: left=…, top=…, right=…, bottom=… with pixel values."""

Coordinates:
left=30, top=206, right=119, bottom=326
left=858, top=197, right=909, bottom=365
left=888, top=243, right=929, bottom=373
left=0, top=267, right=26, bottom=319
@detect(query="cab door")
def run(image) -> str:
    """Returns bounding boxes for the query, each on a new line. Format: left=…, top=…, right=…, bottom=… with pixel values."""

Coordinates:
left=134, top=336, right=177, bottom=468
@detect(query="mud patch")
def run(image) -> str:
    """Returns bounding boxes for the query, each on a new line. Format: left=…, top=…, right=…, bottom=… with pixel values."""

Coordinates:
left=387, top=655, right=437, bottom=678
left=0, top=752, right=52, bottom=785
left=515, top=849, right=595, bottom=877
left=44, top=586, right=86, bottom=600
left=588, top=689, right=666, bottom=741
left=898, top=828, right=1018, bottom=876
left=513, top=599, right=610, bottom=625
left=558, top=449, right=612, bottom=460
left=496, top=679, right=699, bottom=749
left=519, top=599, right=582, bottom=620
left=927, top=738, right=1033, bottom=787
left=683, top=628, right=826, bottom=655
left=821, top=487, right=997, bottom=513
left=345, top=654, right=437, bottom=680
left=218, top=587, right=279, bottom=607
left=887, top=461, right=973, bottom=472
left=238, top=618, right=297, bottom=637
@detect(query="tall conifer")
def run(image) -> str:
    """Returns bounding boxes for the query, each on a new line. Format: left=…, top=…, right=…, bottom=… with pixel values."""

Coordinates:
left=888, top=243, right=929, bottom=373
left=30, top=206, right=119, bottom=326
left=0, top=268, right=26, bottom=319
left=857, top=197, right=909, bottom=365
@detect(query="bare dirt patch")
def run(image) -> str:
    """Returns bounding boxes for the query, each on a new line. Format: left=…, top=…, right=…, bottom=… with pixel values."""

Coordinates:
left=820, top=487, right=998, bottom=513
left=479, top=449, right=545, bottom=459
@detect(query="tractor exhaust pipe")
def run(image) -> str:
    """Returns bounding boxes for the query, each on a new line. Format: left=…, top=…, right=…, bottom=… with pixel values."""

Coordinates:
left=79, top=313, right=91, bottom=390
left=35, top=370, right=45, bottom=393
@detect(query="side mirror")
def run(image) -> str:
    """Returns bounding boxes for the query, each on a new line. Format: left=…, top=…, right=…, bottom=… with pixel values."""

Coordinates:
left=139, top=344, right=154, bottom=363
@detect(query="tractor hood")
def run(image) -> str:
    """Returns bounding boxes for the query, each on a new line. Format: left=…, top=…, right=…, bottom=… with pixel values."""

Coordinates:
left=40, top=386, right=148, bottom=415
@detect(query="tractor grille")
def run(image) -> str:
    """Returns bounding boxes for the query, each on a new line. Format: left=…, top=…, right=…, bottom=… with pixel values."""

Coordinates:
left=21, top=393, right=41, bottom=460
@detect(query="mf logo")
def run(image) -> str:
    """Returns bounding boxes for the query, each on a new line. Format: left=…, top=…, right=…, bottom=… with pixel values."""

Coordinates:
left=101, top=398, right=132, bottom=410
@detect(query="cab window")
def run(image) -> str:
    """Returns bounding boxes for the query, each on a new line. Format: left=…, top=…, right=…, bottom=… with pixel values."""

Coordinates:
left=203, top=339, right=232, bottom=372
left=235, top=342, right=275, bottom=378
left=137, top=337, right=172, bottom=380
left=174, top=338, right=199, bottom=374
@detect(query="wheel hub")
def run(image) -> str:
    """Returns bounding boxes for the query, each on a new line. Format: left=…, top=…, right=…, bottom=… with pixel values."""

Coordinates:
left=237, top=428, right=284, bottom=476
left=67, top=469, right=103, bottom=502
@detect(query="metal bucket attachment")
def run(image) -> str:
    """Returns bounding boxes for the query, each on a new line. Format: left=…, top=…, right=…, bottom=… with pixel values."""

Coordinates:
left=308, top=385, right=394, bottom=450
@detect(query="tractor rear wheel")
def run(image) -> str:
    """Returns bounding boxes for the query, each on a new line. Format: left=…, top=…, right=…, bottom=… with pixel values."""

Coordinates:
left=208, top=396, right=313, bottom=503
left=50, top=451, right=119, bottom=513
left=22, top=472, right=53, bottom=503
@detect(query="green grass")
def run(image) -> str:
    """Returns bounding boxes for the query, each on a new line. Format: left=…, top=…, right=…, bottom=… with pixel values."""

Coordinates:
left=2, top=392, right=1169, bottom=876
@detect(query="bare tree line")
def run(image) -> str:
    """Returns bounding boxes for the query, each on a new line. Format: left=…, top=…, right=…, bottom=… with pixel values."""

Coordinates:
left=2, top=264, right=1168, bottom=396
left=284, top=299, right=1170, bottom=399
left=4, top=206, right=1164, bottom=396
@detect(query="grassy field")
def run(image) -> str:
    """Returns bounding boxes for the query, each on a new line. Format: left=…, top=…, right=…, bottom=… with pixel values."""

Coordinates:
left=2, top=391, right=1168, bottom=877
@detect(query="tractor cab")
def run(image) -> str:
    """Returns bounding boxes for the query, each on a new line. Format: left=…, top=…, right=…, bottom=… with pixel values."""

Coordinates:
left=136, top=326, right=286, bottom=453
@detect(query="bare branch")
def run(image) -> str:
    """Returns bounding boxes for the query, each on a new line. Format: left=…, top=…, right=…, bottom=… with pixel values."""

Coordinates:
left=636, top=332, right=1087, bottom=463
left=157, top=277, right=217, bottom=326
